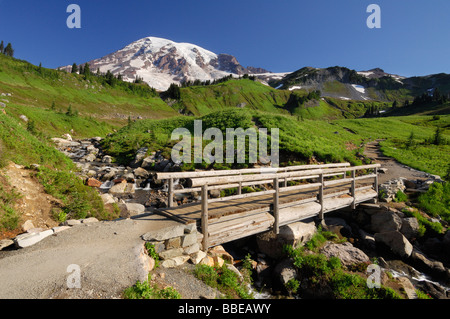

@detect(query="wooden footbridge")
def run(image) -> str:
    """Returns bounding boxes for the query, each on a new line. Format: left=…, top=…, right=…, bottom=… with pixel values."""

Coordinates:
left=155, top=163, right=380, bottom=250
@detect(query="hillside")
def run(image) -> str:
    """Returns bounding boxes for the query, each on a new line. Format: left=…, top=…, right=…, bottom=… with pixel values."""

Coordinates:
left=0, top=53, right=178, bottom=131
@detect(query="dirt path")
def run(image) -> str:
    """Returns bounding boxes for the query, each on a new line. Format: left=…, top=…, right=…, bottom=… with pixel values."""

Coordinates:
left=364, top=140, right=432, bottom=184
left=0, top=214, right=185, bottom=299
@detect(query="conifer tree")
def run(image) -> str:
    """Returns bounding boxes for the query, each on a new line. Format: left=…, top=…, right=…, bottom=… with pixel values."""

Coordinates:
left=0, top=41, right=4, bottom=54
left=4, top=43, right=14, bottom=57
left=71, top=63, right=78, bottom=74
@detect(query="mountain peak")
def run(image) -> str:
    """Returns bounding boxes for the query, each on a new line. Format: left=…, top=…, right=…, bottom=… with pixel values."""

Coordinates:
left=63, top=36, right=269, bottom=91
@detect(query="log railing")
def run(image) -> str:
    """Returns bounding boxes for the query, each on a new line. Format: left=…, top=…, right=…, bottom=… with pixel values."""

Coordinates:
left=156, top=163, right=380, bottom=250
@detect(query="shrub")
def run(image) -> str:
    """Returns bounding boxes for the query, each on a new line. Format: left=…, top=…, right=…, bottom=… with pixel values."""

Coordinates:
left=394, top=190, right=408, bottom=203
left=123, top=280, right=181, bottom=299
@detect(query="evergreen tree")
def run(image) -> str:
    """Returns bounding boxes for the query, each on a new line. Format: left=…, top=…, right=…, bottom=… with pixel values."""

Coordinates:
left=0, top=41, right=4, bottom=54
left=71, top=63, right=78, bottom=74
left=79, top=64, right=84, bottom=75
left=4, top=43, right=14, bottom=57
left=83, top=63, right=90, bottom=76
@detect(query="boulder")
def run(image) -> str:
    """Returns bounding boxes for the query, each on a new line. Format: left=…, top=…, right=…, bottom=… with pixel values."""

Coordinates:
left=273, top=258, right=298, bottom=291
left=100, top=193, right=116, bottom=205
left=374, top=231, right=413, bottom=258
left=190, top=250, right=207, bottom=265
left=133, top=167, right=149, bottom=179
left=400, top=217, right=420, bottom=241
left=319, top=242, right=370, bottom=267
left=109, top=180, right=127, bottom=194
left=256, top=222, right=316, bottom=259
left=63, top=219, right=82, bottom=226
left=370, top=210, right=402, bottom=233
left=124, top=203, right=145, bottom=216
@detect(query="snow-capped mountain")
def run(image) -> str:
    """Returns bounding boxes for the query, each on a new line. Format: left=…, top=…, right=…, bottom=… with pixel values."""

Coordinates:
left=63, top=36, right=270, bottom=91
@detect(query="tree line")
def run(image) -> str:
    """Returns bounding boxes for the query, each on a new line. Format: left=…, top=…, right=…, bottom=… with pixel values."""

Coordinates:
left=0, top=41, right=14, bottom=57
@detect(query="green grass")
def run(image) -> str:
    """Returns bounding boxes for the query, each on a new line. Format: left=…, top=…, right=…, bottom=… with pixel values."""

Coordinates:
left=100, top=108, right=449, bottom=176
left=175, top=79, right=291, bottom=116
left=0, top=179, right=21, bottom=231
left=123, top=279, right=181, bottom=299
left=284, top=244, right=401, bottom=299
left=193, top=263, right=254, bottom=299
left=417, top=182, right=450, bottom=223
left=0, top=53, right=178, bottom=129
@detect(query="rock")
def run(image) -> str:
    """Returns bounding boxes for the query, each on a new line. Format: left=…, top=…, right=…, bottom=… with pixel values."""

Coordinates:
left=256, top=221, right=316, bottom=259
left=400, top=217, right=420, bottom=241
left=273, top=258, right=298, bottom=291
left=62, top=133, right=72, bottom=141
left=161, top=255, right=190, bottom=268
left=63, top=219, right=82, bottom=226
left=397, top=277, right=417, bottom=299
left=102, top=155, right=113, bottom=164
left=184, top=224, right=197, bottom=234
left=100, top=193, right=116, bottom=205
left=14, top=229, right=54, bottom=248
left=86, top=178, right=102, bottom=188
left=109, top=180, right=127, bottom=193
left=212, top=256, right=225, bottom=267
left=320, top=217, right=352, bottom=238
left=21, top=220, right=35, bottom=232
left=208, top=245, right=234, bottom=264
left=411, top=250, right=447, bottom=278
left=404, top=180, right=417, bottom=189
left=81, top=217, right=99, bottom=224
left=141, top=155, right=156, bottom=169
left=159, top=248, right=184, bottom=260
left=0, top=239, right=14, bottom=250
left=181, top=233, right=198, bottom=248
left=374, top=231, right=413, bottom=258
left=184, top=243, right=200, bottom=255
left=319, top=242, right=370, bottom=267
left=155, top=159, right=170, bottom=171
left=124, top=183, right=135, bottom=194
left=370, top=210, right=402, bottom=233
left=226, top=264, right=244, bottom=281
left=124, top=203, right=145, bottom=216
left=190, top=250, right=207, bottom=265
left=133, top=167, right=149, bottom=179
left=165, top=237, right=181, bottom=250
left=51, top=138, right=81, bottom=148
left=200, top=256, right=215, bottom=267
left=52, top=226, right=71, bottom=233
left=142, top=224, right=186, bottom=242
left=19, top=115, right=28, bottom=122
left=209, top=189, right=221, bottom=199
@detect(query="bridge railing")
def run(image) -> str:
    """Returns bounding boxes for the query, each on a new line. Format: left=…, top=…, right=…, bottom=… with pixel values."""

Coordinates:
left=156, top=163, right=380, bottom=250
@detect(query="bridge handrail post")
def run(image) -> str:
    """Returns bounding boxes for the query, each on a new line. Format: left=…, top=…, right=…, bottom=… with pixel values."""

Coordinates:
left=374, top=167, right=379, bottom=203
left=273, top=177, right=280, bottom=234
left=351, top=170, right=356, bottom=209
left=168, top=178, right=174, bottom=208
left=318, top=173, right=324, bottom=220
left=201, top=184, right=209, bottom=251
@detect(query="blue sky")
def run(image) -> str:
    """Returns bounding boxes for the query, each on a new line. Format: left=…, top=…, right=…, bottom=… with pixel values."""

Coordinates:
left=0, top=0, right=449, bottom=77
